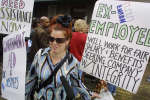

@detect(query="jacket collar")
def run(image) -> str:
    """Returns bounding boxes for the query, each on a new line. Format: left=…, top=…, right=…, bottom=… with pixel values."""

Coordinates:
left=41, top=47, right=50, bottom=56
left=41, top=47, right=70, bottom=57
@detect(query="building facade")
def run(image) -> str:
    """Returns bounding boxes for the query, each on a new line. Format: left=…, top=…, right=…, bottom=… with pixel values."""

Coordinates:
left=34, top=0, right=97, bottom=23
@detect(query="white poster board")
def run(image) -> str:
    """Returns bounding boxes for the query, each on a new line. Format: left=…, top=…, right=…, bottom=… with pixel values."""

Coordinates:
left=0, top=0, right=34, bottom=37
left=80, top=0, right=150, bottom=93
left=1, top=30, right=26, bottom=100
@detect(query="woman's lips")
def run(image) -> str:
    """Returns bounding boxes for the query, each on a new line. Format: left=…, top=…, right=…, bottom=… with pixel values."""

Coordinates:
left=53, top=46, right=58, bottom=50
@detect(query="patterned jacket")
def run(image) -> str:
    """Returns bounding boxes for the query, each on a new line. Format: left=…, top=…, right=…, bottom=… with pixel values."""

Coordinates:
left=25, top=47, right=91, bottom=100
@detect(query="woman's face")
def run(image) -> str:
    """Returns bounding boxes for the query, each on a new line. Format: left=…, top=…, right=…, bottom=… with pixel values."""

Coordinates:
left=49, top=29, right=69, bottom=54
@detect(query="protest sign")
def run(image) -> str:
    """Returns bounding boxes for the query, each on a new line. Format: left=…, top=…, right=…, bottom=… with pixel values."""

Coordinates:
left=80, top=0, right=150, bottom=93
left=0, top=0, right=34, bottom=37
left=1, top=30, right=26, bottom=100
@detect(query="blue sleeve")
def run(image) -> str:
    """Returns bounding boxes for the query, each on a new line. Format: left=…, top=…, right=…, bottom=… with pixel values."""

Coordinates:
left=69, top=63, right=91, bottom=100
left=25, top=52, right=39, bottom=100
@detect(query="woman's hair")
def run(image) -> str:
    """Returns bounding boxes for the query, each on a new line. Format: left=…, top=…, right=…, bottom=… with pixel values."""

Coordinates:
left=49, top=15, right=72, bottom=39
left=74, top=19, right=88, bottom=33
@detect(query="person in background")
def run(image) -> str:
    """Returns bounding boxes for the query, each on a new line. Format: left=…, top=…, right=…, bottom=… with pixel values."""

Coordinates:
left=69, top=19, right=88, bottom=82
left=25, top=15, right=100, bottom=100
left=26, top=18, right=41, bottom=54
left=28, top=16, right=50, bottom=62
left=69, top=19, right=88, bottom=61
left=71, top=18, right=76, bottom=32
left=30, top=18, right=41, bottom=39
left=27, top=28, right=49, bottom=69
left=40, top=16, right=50, bottom=32
left=26, top=17, right=49, bottom=72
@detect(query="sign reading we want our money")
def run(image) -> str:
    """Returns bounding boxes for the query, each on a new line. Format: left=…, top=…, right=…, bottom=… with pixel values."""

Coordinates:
left=80, top=0, right=150, bottom=93
left=0, top=0, right=34, bottom=37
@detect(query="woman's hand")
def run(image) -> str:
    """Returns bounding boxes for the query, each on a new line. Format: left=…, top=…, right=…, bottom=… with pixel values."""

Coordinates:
left=91, top=92, right=101, bottom=99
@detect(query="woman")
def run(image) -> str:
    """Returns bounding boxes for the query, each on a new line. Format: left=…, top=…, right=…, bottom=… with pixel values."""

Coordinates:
left=25, top=15, right=91, bottom=100
left=70, top=19, right=88, bottom=61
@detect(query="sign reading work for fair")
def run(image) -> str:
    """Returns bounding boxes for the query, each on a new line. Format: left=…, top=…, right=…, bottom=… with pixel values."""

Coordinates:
left=80, top=0, right=150, bottom=93
left=0, top=0, right=34, bottom=37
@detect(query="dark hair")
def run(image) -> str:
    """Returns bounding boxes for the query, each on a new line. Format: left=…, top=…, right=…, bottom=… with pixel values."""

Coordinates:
left=49, top=15, right=72, bottom=39
left=32, top=18, right=40, bottom=28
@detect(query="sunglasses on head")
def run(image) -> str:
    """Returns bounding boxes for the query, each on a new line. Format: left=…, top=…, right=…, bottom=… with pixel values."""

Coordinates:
left=49, top=36, right=67, bottom=43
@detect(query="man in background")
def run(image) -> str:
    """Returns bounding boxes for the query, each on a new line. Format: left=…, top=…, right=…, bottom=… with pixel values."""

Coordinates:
left=39, top=16, right=50, bottom=32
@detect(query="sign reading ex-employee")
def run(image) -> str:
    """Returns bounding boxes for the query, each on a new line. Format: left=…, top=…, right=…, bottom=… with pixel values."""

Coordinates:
left=0, top=0, right=34, bottom=37
left=1, top=30, right=26, bottom=100
left=80, top=0, right=150, bottom=93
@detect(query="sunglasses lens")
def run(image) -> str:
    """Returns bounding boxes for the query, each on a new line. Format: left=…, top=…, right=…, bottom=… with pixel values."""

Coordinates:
left=49, top=36, right=66, bottom=43
left=49, top=36, right=55, bottom=42
left=56, top=38, right=66, bottom=43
